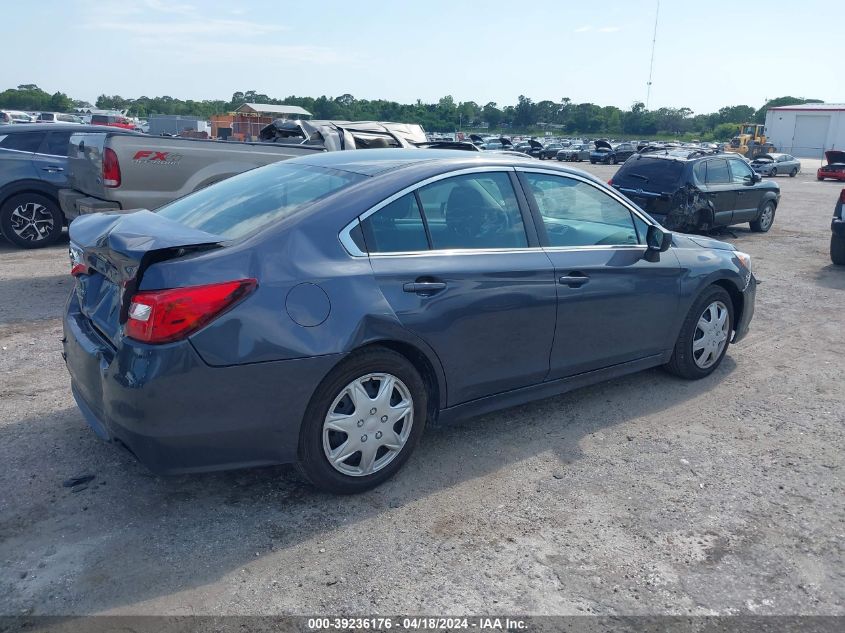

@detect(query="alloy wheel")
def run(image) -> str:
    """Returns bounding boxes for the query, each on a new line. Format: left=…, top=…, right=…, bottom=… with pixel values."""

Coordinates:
left=10, top=202, right=54, bottom=242
left=758, top=204, right=775, bottom=231
left=692, top=301, right=729, bottom=369
left=322, top=373, right=414, bottom=477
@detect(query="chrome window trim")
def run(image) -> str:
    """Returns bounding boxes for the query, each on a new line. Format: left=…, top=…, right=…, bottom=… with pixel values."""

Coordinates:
left=338, top=166, right=517, bottom=257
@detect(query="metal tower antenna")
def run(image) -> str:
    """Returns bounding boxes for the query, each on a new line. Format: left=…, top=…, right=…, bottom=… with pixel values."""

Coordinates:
left=645, top=0, right=660, bottom=109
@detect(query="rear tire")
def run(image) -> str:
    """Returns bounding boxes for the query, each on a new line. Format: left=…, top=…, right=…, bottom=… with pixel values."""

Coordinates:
left=750, top=201, right=775, bottom=232
left=297, top=347, right=427, bottom=494
left=0, top=193, right=63, bottom=249
left=832, top=234, right=845, bottom=266
left=789, top=168, right=798, bottom=177
left=664, top=286, right=733, bottom=380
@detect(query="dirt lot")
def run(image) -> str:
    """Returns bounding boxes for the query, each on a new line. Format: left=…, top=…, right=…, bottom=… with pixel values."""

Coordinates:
left=0, top=160, right=843, bottom=617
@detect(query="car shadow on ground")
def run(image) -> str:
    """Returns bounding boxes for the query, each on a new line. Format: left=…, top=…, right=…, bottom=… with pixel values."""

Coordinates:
left=814, top=264, right=845, bottom=290
left=0, top=357, right=735, bottom=614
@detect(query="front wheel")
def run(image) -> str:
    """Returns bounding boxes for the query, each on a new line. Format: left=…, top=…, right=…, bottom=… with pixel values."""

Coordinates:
left=832, top=234, right=845, bottom=266
left=610, top=155, right=617, bottom=165
left=0, top=193, right=64, bottom=249
left=771, top=167, right=778, bottom=177
left=664, top=286, right=733, bottom=379
left=298, top=347, right=427, bottom=494
left=750, top=201, right=776, bottom=232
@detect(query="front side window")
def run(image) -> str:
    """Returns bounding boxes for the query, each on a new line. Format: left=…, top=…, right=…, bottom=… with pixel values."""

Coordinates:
left=359, top=193, right=428, bottom=253
left=705, top=159, right=731, bottom=185
left=523, top=173, right=640, bottom=247
left=729, top=159, right=754, bottom=184
left=416, top=172, right=528, bottom=250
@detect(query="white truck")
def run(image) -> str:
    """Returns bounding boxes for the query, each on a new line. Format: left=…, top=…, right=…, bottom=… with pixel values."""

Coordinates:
left=58, top=120, right=427, bottom=218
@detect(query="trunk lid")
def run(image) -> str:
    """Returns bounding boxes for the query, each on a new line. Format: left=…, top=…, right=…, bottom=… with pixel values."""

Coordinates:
left=825, top=150, right=845, bottom=165
left=69, top=210, right=221, bottom=346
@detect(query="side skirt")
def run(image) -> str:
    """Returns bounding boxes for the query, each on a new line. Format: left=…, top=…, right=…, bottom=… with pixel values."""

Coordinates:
left=436, top=353, right=669, bottom=425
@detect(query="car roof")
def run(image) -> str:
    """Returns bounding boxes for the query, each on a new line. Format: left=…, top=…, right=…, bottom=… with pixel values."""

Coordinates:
left=290, top=148, right=606, bottom=185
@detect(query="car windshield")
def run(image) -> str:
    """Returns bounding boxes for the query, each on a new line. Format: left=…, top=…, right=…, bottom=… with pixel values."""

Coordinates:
left=613, top=157, right=685, bottom=190
left=156, top=162, right=366, bottom=240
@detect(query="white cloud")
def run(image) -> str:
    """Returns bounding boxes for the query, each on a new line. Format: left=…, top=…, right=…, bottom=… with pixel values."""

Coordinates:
left=574, top=25, right=592, bottom=32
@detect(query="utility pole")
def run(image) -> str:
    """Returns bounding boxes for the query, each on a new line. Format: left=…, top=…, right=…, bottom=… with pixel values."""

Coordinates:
left=646, top=0, right=660, bottom=109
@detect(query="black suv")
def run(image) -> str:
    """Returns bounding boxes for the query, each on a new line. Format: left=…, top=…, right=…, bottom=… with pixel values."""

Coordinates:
left=0, top=123, right=136, bottom=248
left=610, top=149, right=780, bottom=233
left=831, top=188, right=845, bottom=265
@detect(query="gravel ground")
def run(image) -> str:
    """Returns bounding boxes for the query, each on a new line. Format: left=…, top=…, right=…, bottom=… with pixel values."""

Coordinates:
left=0, top=161, right=843, bottom=617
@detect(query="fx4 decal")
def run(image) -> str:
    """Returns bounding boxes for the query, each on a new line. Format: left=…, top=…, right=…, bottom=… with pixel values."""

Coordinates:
left=132, top=150, right=183, bottom=165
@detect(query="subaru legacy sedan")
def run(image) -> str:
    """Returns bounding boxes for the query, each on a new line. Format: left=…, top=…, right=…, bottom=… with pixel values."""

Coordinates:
left=64, top=150, right=756, bottom=494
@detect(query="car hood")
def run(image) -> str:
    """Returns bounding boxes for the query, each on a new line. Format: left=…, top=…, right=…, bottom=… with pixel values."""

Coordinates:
left=594, top=139, right=613, bottom=150
left=752, top=155, right=774, bottom=164
left=528, top=139, right=543, bottom=149
left=673, top=233, right=736, bottom=252
left=825, top=150, right=845, bottom=165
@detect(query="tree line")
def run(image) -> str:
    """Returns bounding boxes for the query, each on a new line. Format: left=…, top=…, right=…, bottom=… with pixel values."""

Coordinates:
left=1, top=84, right=823, bottom=139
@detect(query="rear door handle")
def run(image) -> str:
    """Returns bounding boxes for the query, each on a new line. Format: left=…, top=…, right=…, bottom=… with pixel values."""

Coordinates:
left=41, top=166, right=64, bottom=173
left=559, top=274, right=590, bottom=287
left=403, top=281, right=447, bottom=295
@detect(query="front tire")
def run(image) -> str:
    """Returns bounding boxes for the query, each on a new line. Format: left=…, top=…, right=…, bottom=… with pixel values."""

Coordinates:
left=832, top=234, right=845, bottom=266
left=610, top=155, right=617, bottom=165
left=0, top=193, right=64, bottom=249
left=771, top=167, right=778, bottom=177
left=298, top=347, right=427, bottom=494
left=664, top=286, right=733, bottom=379
left=750, top=201, right=776, bottom=232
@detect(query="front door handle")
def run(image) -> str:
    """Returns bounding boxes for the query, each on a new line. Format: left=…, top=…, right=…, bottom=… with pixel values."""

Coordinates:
left=559, top=274, right=590, bottom=288
left=403, top=281, right=447, bottom=295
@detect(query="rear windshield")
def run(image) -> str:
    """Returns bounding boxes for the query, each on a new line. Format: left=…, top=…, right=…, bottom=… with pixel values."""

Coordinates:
left=156, top=162, right=366, bottom=240
left=613, top=157, right=684, bottom=191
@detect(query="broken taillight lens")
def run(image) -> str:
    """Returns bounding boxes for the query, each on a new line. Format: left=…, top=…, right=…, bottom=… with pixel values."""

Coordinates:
left=125, top=279, right=257, bottom=344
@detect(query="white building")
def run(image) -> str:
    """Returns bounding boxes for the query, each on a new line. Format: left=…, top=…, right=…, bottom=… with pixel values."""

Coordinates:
left=764, top=103, right=845, bottom=159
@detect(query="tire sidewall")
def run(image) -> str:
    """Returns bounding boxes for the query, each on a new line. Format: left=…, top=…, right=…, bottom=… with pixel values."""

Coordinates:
left=671, top=287, right=734, bottom=379
left=298, top=348, right=428, bottom=494
left=0, top=193, right=63, bottom=248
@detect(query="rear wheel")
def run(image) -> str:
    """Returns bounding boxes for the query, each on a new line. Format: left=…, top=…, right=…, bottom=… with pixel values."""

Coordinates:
left=0, top=193, right=64, bottom=249
left=832, top=234, right=845, bottom=266
left=664, top=286, right=733, bottom=379
left=789, top=167, right=798, bottom=177
left=750, top=201, right=775, bottom=232
left=298, top=347, right=427, bottom=494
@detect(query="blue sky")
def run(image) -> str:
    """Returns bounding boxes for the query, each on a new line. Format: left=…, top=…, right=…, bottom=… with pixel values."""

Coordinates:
left=3, top=0, right=843, bottom=113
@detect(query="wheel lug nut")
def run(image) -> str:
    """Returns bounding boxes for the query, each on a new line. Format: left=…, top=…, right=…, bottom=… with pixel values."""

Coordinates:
left=370, top=408, right=377, bottom=415
left=375, top=431, right=382, bottom=439
left=357, top=420, right=364, bottom=427
left=361, top=435, right=368, bottom=442
left=381, top=415, right=388, bottom=423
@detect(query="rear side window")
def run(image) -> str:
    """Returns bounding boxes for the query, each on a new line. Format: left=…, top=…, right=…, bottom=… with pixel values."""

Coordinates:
left=0, top=132, right=44, bottom=153
left=416, top=172, right=528, bottom=250
left=44, top=131, right=72, bottom=156
left=705, top=159, right=731, bottom=184
left=360, top=193, right=429, bottom=253
left=613, top=157, right=684, bottom=190
left=157, top=163, right=366, bottom=240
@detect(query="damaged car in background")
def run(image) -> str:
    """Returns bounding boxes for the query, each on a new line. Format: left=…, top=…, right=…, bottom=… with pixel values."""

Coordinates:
left=750, top=153, right=801, bottom=177
left=610, top=148, right=780, bottom=233
left=817, top=150, right=845, bottom=182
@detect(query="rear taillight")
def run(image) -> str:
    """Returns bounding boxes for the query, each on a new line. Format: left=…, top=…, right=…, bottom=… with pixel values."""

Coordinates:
left=103, top=147, right=121, bottom=188
left=608, top=178, right=613, bottom=185
left=125, top=279, right=257, bottom=344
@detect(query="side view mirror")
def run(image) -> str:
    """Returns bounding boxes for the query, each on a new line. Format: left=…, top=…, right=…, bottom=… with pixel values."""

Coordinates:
left=751, top=172, right=762, bottom=183
left=644, top=224, right=672, bottom=261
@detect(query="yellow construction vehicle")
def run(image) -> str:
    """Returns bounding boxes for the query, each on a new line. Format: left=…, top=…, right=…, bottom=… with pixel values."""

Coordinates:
left=724, top=123, right=776, bottom=158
